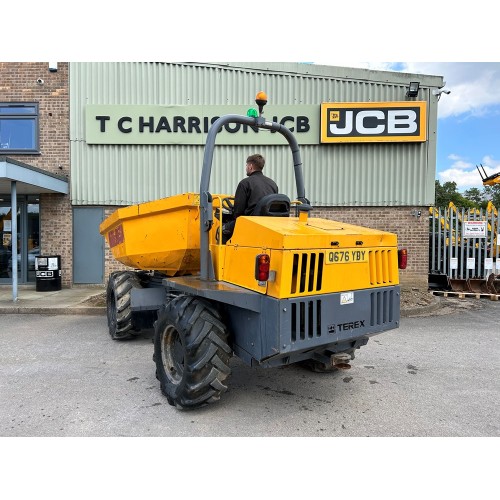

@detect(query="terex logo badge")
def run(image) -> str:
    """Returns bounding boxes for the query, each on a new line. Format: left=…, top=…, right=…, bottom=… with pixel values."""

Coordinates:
left=328, top=320, right=366, bottom=335
left=320, top=101, right=427, bottom=143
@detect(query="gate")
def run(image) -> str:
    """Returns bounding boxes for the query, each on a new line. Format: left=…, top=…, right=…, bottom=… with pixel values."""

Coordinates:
left=428, top=202, right=500, bottom=292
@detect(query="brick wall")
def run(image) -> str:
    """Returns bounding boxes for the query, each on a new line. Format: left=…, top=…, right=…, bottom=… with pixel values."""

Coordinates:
left=40, top=194, right=72, bottom=287
left=0, top=62, right=71, bottom=286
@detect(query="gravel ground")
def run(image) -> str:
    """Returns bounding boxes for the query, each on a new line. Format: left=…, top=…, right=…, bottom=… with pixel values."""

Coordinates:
left=400, top=285, right=437, bottom=311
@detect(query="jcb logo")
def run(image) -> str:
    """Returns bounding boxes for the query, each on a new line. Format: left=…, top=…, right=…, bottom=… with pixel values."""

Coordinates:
left=321, top=101, right=426, bottom=143
left=329, top=111, right=340, bottom=121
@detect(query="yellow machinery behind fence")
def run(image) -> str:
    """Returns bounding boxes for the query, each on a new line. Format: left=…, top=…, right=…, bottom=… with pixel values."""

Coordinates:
left=100, top=92, right=406, bottom=410
left=428, top=199, right=500, bottom=293
left=477, top=163, right=500, bottom=186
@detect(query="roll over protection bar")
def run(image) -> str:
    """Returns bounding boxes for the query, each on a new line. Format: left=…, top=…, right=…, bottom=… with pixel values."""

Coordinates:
left=199, top=114, right=309, bottom=281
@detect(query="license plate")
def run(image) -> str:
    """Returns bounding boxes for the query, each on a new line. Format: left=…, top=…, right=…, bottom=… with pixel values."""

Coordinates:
left=326, top=250, right=368, bottom=264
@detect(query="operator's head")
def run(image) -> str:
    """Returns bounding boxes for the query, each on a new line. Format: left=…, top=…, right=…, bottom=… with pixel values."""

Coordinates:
left=246, top=154, right=265, bottom=176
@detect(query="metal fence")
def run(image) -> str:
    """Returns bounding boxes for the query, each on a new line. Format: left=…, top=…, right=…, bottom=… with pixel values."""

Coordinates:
left=429, top=205, right=499, bottom=281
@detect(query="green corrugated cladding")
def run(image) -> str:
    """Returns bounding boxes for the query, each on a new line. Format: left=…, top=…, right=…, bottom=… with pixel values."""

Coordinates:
left=69, top=62, right=444, bottom=207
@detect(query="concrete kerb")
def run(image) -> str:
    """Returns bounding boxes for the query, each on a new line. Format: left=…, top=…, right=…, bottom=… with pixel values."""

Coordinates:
left=0, top=305, right=106, bottom=316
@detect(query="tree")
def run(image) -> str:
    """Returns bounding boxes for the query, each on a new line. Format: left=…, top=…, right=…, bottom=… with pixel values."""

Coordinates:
left=463, top=187, right=486, bottom=209
left=434, top=180, right=500, bottom=210
left=483, top=184, right=500, bottom=209
left=434, top=180, right=475, bottom=208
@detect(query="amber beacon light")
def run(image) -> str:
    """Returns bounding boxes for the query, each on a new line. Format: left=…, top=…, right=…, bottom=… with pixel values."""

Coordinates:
left=255, top=91, right=268, bottom=115
left=255, top=91, right=268, bottom=103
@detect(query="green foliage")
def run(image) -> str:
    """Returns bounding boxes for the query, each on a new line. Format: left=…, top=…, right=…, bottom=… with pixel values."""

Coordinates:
left=434, top=180, right=475, bottom=208
left=434, top=180, right=500, bottom=209
left=483, top=184, right=500, bottom=208
left=463, top=187, right=487, bottom=209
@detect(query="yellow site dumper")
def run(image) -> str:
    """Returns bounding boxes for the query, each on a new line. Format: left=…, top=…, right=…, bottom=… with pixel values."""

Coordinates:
left=100, top=92, right=407, bottom=410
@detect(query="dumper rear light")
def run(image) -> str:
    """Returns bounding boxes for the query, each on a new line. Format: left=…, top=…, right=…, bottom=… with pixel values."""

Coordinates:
left=398, top=248, right=408, bottom=269
left=255, top=254, right=270, bottom=281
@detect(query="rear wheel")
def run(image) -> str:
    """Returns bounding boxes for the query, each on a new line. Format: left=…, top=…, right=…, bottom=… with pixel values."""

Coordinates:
left=106, top=271, right=141, bottom=340
left=154, top=295, right=232, bottom=409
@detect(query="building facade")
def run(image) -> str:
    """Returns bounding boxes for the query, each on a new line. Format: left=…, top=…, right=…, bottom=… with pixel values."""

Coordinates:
left=1, top=62, right=445, bottom=289
left=0, top=62, right=70, bottom=287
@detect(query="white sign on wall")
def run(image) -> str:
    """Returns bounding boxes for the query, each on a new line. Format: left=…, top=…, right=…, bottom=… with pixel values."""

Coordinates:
left=463, top=221, right=486, bottom=238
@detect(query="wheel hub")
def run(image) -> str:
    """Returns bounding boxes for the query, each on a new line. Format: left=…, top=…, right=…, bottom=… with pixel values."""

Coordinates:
left=161, top=325, right=185, bottom=384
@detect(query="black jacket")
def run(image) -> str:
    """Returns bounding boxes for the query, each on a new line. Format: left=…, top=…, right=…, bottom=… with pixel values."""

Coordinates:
left=233, top=171, right=278, bottom=218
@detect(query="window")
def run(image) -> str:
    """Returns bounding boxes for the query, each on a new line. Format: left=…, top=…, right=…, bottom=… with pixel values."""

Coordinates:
left=0, top=103, right=39, bottom=153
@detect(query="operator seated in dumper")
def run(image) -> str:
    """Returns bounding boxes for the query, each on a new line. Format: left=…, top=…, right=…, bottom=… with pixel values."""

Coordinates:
left=221, top=154, right=290, bottom=243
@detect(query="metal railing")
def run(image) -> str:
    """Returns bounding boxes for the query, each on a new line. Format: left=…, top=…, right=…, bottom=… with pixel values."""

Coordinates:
left=429, top=205, right=499, bottom=280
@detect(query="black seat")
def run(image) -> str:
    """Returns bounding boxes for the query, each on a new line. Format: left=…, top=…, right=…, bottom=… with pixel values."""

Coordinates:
left=251, top=193, right=291, bottom=217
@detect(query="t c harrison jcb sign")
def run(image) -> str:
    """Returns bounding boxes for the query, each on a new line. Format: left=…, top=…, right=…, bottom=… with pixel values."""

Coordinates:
left=320, top=101, right=427, bottom=143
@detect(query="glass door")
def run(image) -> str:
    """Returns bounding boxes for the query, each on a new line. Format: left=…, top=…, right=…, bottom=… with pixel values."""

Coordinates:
left=0, top=203, right=19, bottom=281
left=0, top=197, right=39, bottom=284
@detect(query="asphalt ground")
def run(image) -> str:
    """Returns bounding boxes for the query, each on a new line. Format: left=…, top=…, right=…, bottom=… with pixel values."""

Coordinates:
left=0, top=298, right=498, bottom=437
left=1, top=292, right=497, bottom=499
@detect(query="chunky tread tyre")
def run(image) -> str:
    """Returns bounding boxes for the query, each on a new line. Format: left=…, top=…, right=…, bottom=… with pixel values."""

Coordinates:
left=106, top=271, right=141, bottom=340
left=154, top=295, right=232, bottom=409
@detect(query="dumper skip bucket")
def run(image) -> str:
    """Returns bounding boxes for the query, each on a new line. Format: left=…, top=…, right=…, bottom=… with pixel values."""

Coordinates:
left=99, top=193, right=204, bottom=276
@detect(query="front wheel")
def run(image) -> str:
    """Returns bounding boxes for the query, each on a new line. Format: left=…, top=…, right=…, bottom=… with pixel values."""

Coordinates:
left=154, top=295, right=232, bottom=409
left=106, top=271, right=141, bottom=340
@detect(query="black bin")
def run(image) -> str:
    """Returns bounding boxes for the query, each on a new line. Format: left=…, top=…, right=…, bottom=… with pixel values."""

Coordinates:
left=35, top=255, right=62, bottom=292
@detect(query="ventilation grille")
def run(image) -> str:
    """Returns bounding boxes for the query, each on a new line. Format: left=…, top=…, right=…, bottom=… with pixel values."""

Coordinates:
left=291, top=299, right=322, bottom=342
left=368, top=249, right=394, bottom=285
left=290, top=252, right=324, bottom=295
left=370, top=289, right=394, bottom=326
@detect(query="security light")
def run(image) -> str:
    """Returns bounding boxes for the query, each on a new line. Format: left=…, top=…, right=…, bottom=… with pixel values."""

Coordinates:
left=407, top=81, right=420, bottom=98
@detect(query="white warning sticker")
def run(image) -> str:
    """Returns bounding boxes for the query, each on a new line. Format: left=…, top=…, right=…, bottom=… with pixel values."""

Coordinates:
left=340, top=292, right=354, bottom=305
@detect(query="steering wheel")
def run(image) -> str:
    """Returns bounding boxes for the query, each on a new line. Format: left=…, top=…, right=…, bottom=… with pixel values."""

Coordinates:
left=222, top=197, right=234, bottom=214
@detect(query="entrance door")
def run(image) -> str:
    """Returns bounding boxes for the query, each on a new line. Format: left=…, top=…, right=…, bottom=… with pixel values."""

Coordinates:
left=0, top=198, right=39, bottom=284
left=73, top=207, right=104, bottom=284
left=0, top=204, right=18, bottom=281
